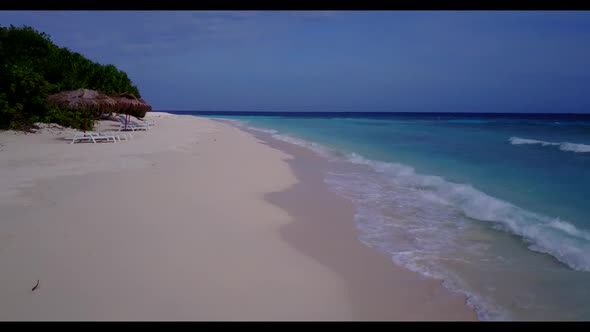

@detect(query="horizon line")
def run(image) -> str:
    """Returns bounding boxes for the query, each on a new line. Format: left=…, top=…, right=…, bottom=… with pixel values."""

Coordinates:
left=154, top=110, right=590, bottom=115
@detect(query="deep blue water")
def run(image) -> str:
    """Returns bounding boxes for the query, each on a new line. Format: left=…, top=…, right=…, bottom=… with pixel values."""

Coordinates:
left=166, top=111, right=590, bottom=320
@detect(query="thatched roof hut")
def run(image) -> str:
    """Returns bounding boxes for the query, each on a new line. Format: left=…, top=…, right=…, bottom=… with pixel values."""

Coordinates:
left=112, top=93, right=152, bottom=113
left=112, top=93, right=152, bottom=130
left=47, top=88, right=116, bottom=112
left=46, top=90, right=152, bottom=131
left=46, top=88, right=116, bottom=132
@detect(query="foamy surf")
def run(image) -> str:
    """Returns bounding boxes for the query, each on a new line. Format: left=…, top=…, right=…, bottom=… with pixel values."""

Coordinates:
left=509, top=137, right=590, bottom=153
left=240, top=122, right=590, bottom=273
left=244, top=125, right=338, bottom=159
left=344, top=152, right=590, bottom=271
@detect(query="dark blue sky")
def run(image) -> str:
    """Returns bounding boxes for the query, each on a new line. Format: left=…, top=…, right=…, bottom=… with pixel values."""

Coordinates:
left=2, top=11, right=590, bottom=113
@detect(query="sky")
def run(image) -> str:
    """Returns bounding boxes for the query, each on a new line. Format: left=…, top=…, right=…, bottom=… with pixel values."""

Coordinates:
left=1, top=11, right=590, bottom=113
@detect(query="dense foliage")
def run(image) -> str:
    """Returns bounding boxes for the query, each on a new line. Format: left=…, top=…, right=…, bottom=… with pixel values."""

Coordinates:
left=0, top=25, right=142, bottom=130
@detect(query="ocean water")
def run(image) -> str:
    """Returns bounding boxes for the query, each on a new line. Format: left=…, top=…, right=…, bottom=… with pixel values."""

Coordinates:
left=170, top=111, right=590, bottom=320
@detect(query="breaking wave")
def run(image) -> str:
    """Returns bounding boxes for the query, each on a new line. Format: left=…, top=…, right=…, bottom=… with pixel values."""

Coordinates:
left=509, top=137, right=590, bottom=153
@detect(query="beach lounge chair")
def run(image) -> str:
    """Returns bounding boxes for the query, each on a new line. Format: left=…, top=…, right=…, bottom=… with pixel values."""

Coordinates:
left=118, top=116, right=150, bottom=131
left=65, top=132, right=119, bottom=144
left=138, top=118, right=156, bottom=127
left=119, top=115, right=155, bottom=128
left=102, top=131, right=133, bottom=141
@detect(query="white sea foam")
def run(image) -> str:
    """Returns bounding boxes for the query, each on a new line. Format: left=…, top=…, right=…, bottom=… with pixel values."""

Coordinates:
left=210, top=117, right=240, bottom=121
left=509, top=137, right=557, bottom=146
left=269, top=133, right=335, bottom=158
left=560, top=142, right=590, bottom=153
left=509, top=137, right=590, bottom=153
left=210, top=117, right=250, bottom=129
left=252, top=127, right=590, bottom=273
left=344, top=152, right=590, bottom=272
left=246, top=126, right=278, bottom=135
left=229, top=122, right=338, bottom=159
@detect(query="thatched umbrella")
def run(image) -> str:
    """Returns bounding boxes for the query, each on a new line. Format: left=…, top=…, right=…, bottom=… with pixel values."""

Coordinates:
left=47, top=88, right=116, bottom=132
left=138, top=98, right=152, bottom=111
left=112, top=93, right=152, bottom=130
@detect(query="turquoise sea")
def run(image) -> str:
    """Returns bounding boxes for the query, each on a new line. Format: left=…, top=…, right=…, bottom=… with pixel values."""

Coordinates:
left=170, top=111, right=590, bottom=320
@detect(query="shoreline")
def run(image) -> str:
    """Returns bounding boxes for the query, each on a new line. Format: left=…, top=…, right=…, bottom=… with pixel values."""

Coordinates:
left=0, top=112, right=475, bottom=320
left=244, top=125, right=477, bottom=320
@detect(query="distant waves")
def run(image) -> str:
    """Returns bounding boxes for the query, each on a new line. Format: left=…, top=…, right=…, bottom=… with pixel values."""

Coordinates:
left=509, top=137, right=590, bottom=153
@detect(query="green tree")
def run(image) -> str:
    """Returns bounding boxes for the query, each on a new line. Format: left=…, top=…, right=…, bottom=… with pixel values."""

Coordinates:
left=0, top=24, right=146, bottom=130
left=0, top=64, right=55, bottom=129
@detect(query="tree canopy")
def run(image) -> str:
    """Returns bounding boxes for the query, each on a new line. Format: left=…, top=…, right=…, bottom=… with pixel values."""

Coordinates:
left=0, top=24, right=143, bottom=130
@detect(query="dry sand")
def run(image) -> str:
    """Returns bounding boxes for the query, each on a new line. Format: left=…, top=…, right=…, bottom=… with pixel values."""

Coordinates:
left=0, top=112, right=476, bottom=320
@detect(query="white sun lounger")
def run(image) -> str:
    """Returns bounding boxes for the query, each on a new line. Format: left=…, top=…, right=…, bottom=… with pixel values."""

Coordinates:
left=118, top=116, right=151, bottom=131
left=119, top=115, right=155, bottom=127
left=119, top=114, right=154, bottom=123
left=66, top=132, right=119, bottom=144
left=102, top=131, right=133, bottom=141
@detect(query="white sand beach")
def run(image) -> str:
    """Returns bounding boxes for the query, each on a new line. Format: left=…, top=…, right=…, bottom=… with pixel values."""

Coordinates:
left=0, top=112, right=476, bottom=320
